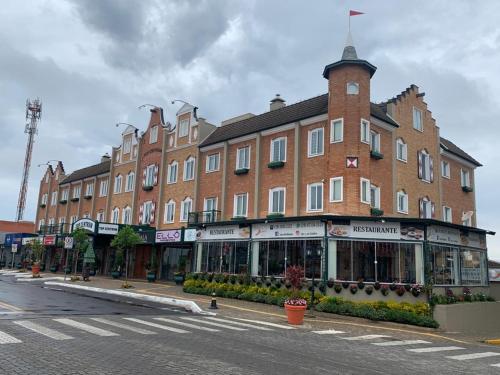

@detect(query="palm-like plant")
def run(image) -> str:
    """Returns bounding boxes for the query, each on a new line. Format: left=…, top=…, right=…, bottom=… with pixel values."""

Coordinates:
left=111, top=226, right=143, bottom=288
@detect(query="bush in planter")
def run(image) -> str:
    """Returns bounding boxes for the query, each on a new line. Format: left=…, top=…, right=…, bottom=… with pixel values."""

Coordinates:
left=357, top=279, right=365, bottom=290
left=327, top=278, right=335, bottom=288
left=404, top=284, right=412, bottom=292
left=374, top=281, right=381, bottom=290
left=285, top=281, right=292, bottom=289
left=380, top=285, right=389, bottom=296
left=274, top=279, right=282, bottom=288
left=410, top=284, right=423, bottom=297
left=350, top=284, right=358, bottom=294
left=207, top=273, right=215, bottom=282
left=395, top=285, right=406, bottom=297
left=318, top=282, right=326, bottom=294
left=229, top=274, right=237, bottom=284
left=334, top=283, right=342, bottom=294
left=265, top=279, right=272, bottom=287
left=256, top=279, right=263, bottom=287
left=365, top=285, right=374, bottom=295
left=389, top=282, right=397, bottom=291
left=342, top=281, right=349, bottom=289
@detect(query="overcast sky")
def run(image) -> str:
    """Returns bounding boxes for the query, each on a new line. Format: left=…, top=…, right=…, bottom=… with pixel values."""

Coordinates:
left=0, top=0, right=499, bottom=257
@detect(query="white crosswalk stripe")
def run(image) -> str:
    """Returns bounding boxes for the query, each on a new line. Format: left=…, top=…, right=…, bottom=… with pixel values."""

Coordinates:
left=0, top=330, right=22, bottom=344
left=312, top=329, right=346, bottom=335
left=54, top=318, right=119, bottom=337
left=372, top=340, right=430, bottom=347
left=180, top=317, right=247, bottom=331
left=230, top=317, right=296, bottom=330
left=14, top=320, right=73, bottom=340
left=408, top=346, right=465, bottom=353
left=154, top=318, right=219, bottom=332
left=491, top=363, right=500, bottom=368
left=123, top=318, right=190, bottom=334
left=446, top=352, right=500, bottom=361
left=341, top=334, right=391, bottom=341
left=90, top=318, right=156, bottom=335
left=205, top=317, right=273, bottom=331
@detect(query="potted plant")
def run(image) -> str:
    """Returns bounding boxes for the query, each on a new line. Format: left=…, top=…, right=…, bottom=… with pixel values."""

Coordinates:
left=145, top=251, right=158, bottom=282
left=334, top=283, right=342, bottom=294
left=111, top=250, right=123, bottom=279
left=111, top=226, right=143, bottom=288
left=283, top=265, right=307, bottom=325
left=173, top=272, right=185, bottom=285
left=28, top=240, right=45, bottom=278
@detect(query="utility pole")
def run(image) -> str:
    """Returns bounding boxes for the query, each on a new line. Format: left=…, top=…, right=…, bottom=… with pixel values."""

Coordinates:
left=16, top=98, right=42, bottom=221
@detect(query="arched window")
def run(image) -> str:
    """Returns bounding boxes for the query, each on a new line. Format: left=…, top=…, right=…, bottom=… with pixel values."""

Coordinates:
left=167, top=161, right=178, bottom=184
left=165, top=200, right=176, bottom=223
left=397, top=190, right=408, bottom=214
left=122, top=206, right=131, bottom=225
left=114, top=174, right=122, bottom=194
left=183, top=157, right=195, bottom=181
left=180, top=197, right=192, bottom=222
left=125, top=172, right=135, bottom=192
left=396, top=138, right=407, bottom=162
left=112, top=207, right=120, bottom=224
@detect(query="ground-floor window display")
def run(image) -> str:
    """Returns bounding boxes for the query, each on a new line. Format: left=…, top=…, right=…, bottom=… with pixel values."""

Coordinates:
left=197, top=241, right=249, bottom=274
left=160, top=246, right=192, bottom=280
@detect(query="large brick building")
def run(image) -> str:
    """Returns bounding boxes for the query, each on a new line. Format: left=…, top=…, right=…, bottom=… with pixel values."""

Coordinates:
left=34, top=37, right=491, bottom=291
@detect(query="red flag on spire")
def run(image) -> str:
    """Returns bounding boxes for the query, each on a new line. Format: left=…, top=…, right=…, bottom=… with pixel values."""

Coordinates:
left=349, top=10, right=364, bottom=16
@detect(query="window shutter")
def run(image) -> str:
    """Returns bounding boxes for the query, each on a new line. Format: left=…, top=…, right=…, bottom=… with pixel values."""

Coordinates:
left=142, top=168, right=147, bottom=187
left=431, top=202, right=435, bottom=218
left=429, top=156, right=434, bottom=182
left=139, top=204, right=144, bottom=224
left=419, top=199, right=424, bottom=218
left=150, top=202, right=156, bottom=224
left=153, top=164, right=159, bottom=185
left=417, top=151, right=423, bottom=179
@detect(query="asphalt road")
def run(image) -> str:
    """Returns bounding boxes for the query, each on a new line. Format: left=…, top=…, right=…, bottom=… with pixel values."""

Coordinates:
left=1, top=273, right=500, bottom=374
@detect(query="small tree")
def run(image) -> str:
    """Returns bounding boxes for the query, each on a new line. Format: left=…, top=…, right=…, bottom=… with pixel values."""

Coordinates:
left=28, top=240, right=46, bottom=266
left=72, top=228, right=89, bottom=279
left=111, top=226, right=143, bottom=288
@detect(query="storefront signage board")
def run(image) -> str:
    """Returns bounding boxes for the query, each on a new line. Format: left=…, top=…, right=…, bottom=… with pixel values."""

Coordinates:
left=184, top=229, right=197, bottom=242
left=427, top=225, right=460, bottom=245
left=252, top=220, right=324, bottom=239
left=11, top=244, right=17, bottom=253
left=72, top=219, right=96, bottom=233
left=460, top=231, right=487, bottom=249
left=156, top=230, right=182, bottom=243
left=328, top=221, right=401, bottom=240
left=43, top=235, right=57, bottom=246
left=197, top=225, right=250, bottom=240
left=97, top=223, right=119, bottom=235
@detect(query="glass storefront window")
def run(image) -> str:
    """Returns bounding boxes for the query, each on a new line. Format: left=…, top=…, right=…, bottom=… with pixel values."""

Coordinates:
left=400, top=243, right=416, bottom=283
left=460, top=249, right=487, bottom=285
left=201, top=241, right=249, bottom=274
left=352, top=241, right=375, bottom=282
left=430, top=245, right=458, bottom=285
left=376, top=242, right=398, bottom=283
left=336, top=240, right=352, bottom=281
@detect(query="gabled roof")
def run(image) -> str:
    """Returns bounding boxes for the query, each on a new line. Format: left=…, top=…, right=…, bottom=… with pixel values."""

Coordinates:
left=200, top=94, right=398, bottom=147
left=60, top=160, right=111, bottom=185
left=440, top=137, right=482, bottom=167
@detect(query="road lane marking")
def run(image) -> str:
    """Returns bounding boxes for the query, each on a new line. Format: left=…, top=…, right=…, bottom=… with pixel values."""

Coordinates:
left=54, top=318, right=119, bottom=337
left=446, top=352, right=500, bottom=361
left=180, top=317, right=247, bottom=331
left=14, top=320, right=73, bottom=340
left=154, top=318, right=219, bottom=332
left=205, top=317, right=273, bottom=331
left=313, top=329, right=346, bottom=335
left=341, top=334, right=391, bottom=341
left=230, top=317, right=296, bottom=330
left=0, top=330, right=22, bottom=344
left=408, top=346, right=465, bottom=353
left=90, top=318, right=156, bottom=335
left=372, top=340, right=430, bottom=347
left=123, top=318, right=189, bottom=334
left=0, top=301, right=23, bottom=312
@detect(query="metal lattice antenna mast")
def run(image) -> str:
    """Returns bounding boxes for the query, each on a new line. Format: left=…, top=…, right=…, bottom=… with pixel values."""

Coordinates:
left=16, top=98, right=42, bottom=221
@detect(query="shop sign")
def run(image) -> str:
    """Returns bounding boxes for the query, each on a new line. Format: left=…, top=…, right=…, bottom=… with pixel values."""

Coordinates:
left=72, top=219, right=96, bottom=233
left=43, top=235, right=57, bottom=246
left=137, top=230, right=155, bottom=244
left=427, top=225, right=460, bottom=245
left=156, top=230, right=182, bottom=243
left=97, top=223, right=119, bottom=235
left=184, top=228, right=197, bottom=242
left=460, top=231, right=487, bottom=249
left=400, top=224, right=425, bottom=241
left=252, top=220, right=324, bottom=239
left=489, top=269, right=500, bottom=282
left=11, top=244, right=18, bottom=253
left=197, top=225, right=250, bottom=240
left=22, top=237, right=37, bottom=245
left=327, top=221, right=401, bottom=240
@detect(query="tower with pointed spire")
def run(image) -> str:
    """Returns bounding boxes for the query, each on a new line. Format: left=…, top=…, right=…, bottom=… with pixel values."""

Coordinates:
left=323, top=33, right=377, bottom=215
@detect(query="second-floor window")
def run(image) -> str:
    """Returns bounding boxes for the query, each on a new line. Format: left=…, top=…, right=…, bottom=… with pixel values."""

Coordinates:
left=204, top=197, right=217, bottom=222
left=41, top=193, right=48, bottom=205
left=307, top=183, right=323, bottom=212
left=234, top=193, right=248, bottom=217
left=419, top=197, right=434, bottom=219
left=85, top=183, right=94, bottom=197
left=443, top=206, right=452, bottom=223
left=99, top=180, right=108, bottom=197
left=141, top=201, right=155, bottom=225
left=330, top=118, right=343, bottom=143
left=461, top=169, right=470, bottom=188
left=145, top=164, right=156, bottom=187
left=370, top=184, right=380, bottom=209
left=167, top=161, right=178, bottom=184
left=360, top=119, right=370, bottom=143
left=179, top=119, right=189, bottom=138
left=360, top=178, right=370, bottom=204
left=370, top=131, right=380, bottom=153
left=73, top=185, right=81, bottom=199
left=418, top=150, right=433, bottom=182
left=396, top=138, right=407, bottom=162
left=149, top=125, right=158, bottom=144
left=111, top=208, right=120, bottom=224
left=206, top=154, right=219, bottom=173
left=308, top=128, right=324, bottom=157
left=330, top=177, right=343, bottom=202
left=184, top=157, right=195, bottom=180
left=51, top=192, right=58, bottom=206
left=397, top=191, right=408, bottom=214
left=122, top=206, right=131, bottom=225
left=165, top=200, right=175, bottom=223
left=96, top=211, right=105, bottom=222
left=126, top=172, right=135, bottom=192
left=442, top=161, right=450, bottom=179
left=114, top=175, right=122, bottom=194
left=180, top=198, right=192, bottom=222
left=61, top=189, right=69, bottom=201
left=413, top=107, right=423, bottom=131
left=270, top=137, right=286, bottom=162
left=236, top=146, right=250, bottom=169
left=269, top=187, right=285, bottom=214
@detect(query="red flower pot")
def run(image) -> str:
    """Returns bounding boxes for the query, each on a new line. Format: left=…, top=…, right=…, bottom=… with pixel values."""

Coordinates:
left=284, top=303, right=307, bottom=325
left=32, top=264, right=41, bottom=277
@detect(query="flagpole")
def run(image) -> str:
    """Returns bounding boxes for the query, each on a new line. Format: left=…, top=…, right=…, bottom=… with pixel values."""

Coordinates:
left=348, top=11, right=351, bottom=33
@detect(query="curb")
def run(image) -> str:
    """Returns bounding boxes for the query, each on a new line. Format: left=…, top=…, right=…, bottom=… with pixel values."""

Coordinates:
left=485, top=339, right=500, bottom=345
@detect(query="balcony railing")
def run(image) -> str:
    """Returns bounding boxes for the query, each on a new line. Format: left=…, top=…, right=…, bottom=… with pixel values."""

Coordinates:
left=38, top=223, right=71, bottom=235
left=188, top=210, right=222, bottom=225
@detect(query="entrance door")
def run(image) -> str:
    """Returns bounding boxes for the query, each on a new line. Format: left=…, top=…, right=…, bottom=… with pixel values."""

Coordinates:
left=161, top=247, right=191, bottom=280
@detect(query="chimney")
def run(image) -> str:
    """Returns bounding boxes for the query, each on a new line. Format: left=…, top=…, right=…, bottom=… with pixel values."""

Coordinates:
left=270, top=94, right=286, bottom=111
left=101, top=153, right=110, bottom=163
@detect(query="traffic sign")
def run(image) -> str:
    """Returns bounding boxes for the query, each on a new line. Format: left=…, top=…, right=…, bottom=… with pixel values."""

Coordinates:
left=64, top=237, right=74, bottom=249
left=11, top=244, right=18, bottom=253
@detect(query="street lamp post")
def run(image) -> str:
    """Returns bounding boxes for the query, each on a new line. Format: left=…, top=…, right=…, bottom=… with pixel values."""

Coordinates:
left=306, top=245, right=323, bottom=314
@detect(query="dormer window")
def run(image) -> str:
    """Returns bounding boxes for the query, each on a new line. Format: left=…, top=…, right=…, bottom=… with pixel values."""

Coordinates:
left=347, top=82, right=359, bottom=95
left=179, top=119, right=189, bottom=138
left=149, top=125, right=158, bottom=144
left=123, top=138, right=132, bottom=154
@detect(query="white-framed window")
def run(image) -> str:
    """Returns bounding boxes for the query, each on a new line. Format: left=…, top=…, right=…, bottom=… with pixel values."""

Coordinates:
left=370, top=130, right=380, bottom=152
left=48, top=217, right=55, bottom=227
left=203, top=197, right=218, bottom=222
left=346, top=81, right=359, bottom=95
left=61, top=189, right=69, bottom=201
left=149, top=125, right=158, bottom=144
left=85, top=183, right=94, bottom=197
left=115, top=151, right=120, bottom=163
left=125, top=172, right=135, bottom=192
left=164, top=200, right=175, bottom=224
left=99, top=180, right=108, bottom=197
left=461, top=169, right=470, bottom=187
left=270, top=137, right=286, bottom=162
left=360, top=119, right=370, bottom=144
left=233, top=193, right=248, bottom=218
left=83, top=213, right=90, bottom=219
left=206, top=153, right=219, bottom=173
left=41, top=193, right=48, bottom=205
left=96, top=211, right=105, bottom=222
left=443, top=206, right=452, bottom=223
left=360, top=178, right=370, bottom=204
left=413, top=107, right=423, bottom=131
left=462, top=213, right=472, bottom=227
left=72, top=185, right=81, bottom=199
left=167, top=161, right=178, bottom=184
left=420, top=197, right=433, bottom=219
left=145, top=164, right=155, bottom=186
left=397, top=191, right=408, bottom=214
left=38, top=219, right=45, bottom=230
left=114, top=174, right=122, bottom=194
left=142, top=201, right=153, bottom=225
left=122, top=206, right=131, bottom=225
left=51, top=192, right=58, bottom=206
left=236, top=146, right=250, bottom=169
left=330, top=118, right=343, bottom=143
left=179, top=119, right=189, bottom=138
left=70, top=216, right=78, bottom=224
left=269, top=187, right=285, bottom=214
left=111, top=208, right=120, bottom=224
left=59, top=217, right=65, bottom=225
left=370, top=184, right=380, bottom=209
left=418, top=150, right=433, bottom=182
left=184, top=157, right=195, bottom=180
left=123, top=138, right=132, bottom=154
left=307, top=183, right=323, bottom=212
left=308, top=128, right=324, bottom=157
left=396, top=138, right=407, bottom=162
left=329, top=177, right=343, bottom=202
left=441, top=161, right=450, bottom=179
left=180, top=197, right=192, bottom=222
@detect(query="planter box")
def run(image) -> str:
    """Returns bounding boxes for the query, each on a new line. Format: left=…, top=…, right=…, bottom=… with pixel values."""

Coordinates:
left=59, top=200, right=67, bottom=204
left=84, top=195, right=92, bottom=200
left=266, top=213, right=284, bottom=219
left=370, top=208, right=384, bottom=216
left=143, top=185, right=153, bottom=191
left=231, top=216, right=246, bottom=221
left=70, top=197, right=79, bottom=202
left=234, top=168, right=249, bottom=175
left=39, top=204, right=46, bottom=208
left=174, top=275, right=185, bottom=285
left=267, top=161, right=285, bottom=169
left=50, top=266, right=58, bottom=273
left=462, top=186, right=473, bottom=193
left=111, top=271, right=121, bottom=279
left=370, top=150, right=384, bottom=160
left=147, top=272, right=156, bottom=282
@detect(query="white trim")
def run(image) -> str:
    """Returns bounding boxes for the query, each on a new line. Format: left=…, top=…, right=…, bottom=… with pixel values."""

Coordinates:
left=330, top=117, right=344, bottom=143
left=370, top=130, right=381, bottom=153
left=164, top=200, right=175, bottom=224
left=205, top=153, right=220, bottom=173
left=442, top=206, right=452, bottom=223
left=440, top=149, right=478, bottom=169
left=200, top=143, right=224, bottom=153
left=299, top=114, right=328, bottom=126
left=260, top=123, right=296, bottom=137
left=412, top=106, right=424, bottom=132
left=149, top=125, right=159, bottom=144
left=270, top=137, right=287, bottom=162
left=233, top=193, right=249, bottom=218
left=268, top=187, right=286, bottom=214
left=122, top=206, right=132, bottom=225
left=307, top=127, right=324, bottom=157
left=236, top=145, right=251, bottom=170
left=329, top=177, right=343, bottom=202
left=441, top=160, right=450, bottom=179
left=203, top=196, right=218, bottom=212
left=460, top=168, right=471, bottom=188
left=306, top=182, right=323, bottom=212
left=396, top=138, right=407, bottom=163
left=228, top=134, right=257, bottom=145
left=370, top=116, right=398, bottom=131
left=370, top=184, right=381, bottom=209
left=180, top=197, right=193, bottom=222
left=397, top=191, right=409, bottom=214
left=360, top=119, right=370, bottom=144
left=183, top=157, right=195, bottom=181
left=167, top=161, right=178, bottom=184
left=360, top=178, right=370, bottom=204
